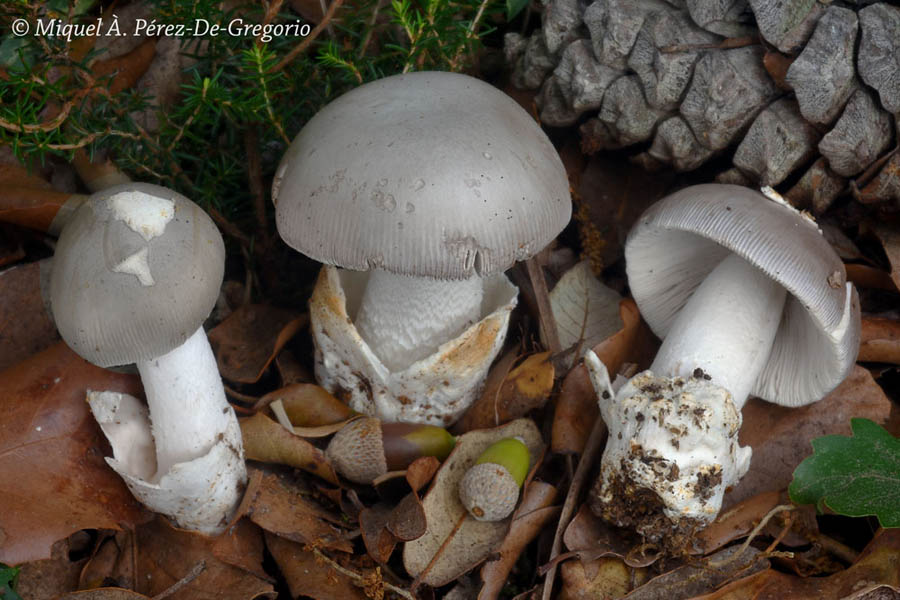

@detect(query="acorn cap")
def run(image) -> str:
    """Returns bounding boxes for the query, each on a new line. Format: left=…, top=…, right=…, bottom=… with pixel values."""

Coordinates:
left=273, top=71, right=571, bottom=280
left=50, top=183, right=225, bottom=367
left=459, top=437, right=530, bottom=521
left=325, top=417, right=388, bottom=484
left=625, top=184, right=860, bottom=407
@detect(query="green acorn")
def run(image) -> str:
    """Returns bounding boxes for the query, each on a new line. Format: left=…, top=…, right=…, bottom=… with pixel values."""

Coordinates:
left=326, top=417, right=456, bottom=484
left=459, top=437, right=530, bottom=521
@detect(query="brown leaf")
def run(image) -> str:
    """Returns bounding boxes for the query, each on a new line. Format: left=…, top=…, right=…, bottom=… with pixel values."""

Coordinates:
left=695, top=491, right=782, bottom=554
left=762, top=50, right=795, bottom=90
left=726, top=366, right=892, bottom=509
left=236, top=466, right=351, bottom=552
left=0, top=187, right=85, bottom=232
left=553, top=298, right=654, bottom=454
left=0, top=261, right=58, bottom=371
left=130, top=516, right=274, bottom=600
left=455, top=352, right=554, bottom=431
left=559, top=557, right=648, bottom=600
left=265, top=532, right=369, bottom=600
left=405, top=456, right=441, bottom=492
left=386, top=492, right=428, bottom=542
left=403, top=419, right=545, bottom=587
left=692, top=528, right=900, bottom=599
left=239, top=412, right=340, bottom=485
left=257, top=383, right=354, bottom=425
left=859, top=316, right=900, bottom=363
left=209, top=304, right=307, bottom=384
left=275, top=349, right=314, bottom=386
left=56, top=590, right=150, bottom=599
left=479, top=481, right=559, bottom=600
left=92, top=38, right=157, bottom=96
left=80, top=531, right=134, bottom=590
left=561, top=505, right=660, bottom=571
left=455, top=349, right=518, bottom=433
left=359, top=504, right=399, bottom=564
left=14, top=534, right=90, bottom=599
left=873, top=224, right=900, bottom=292
left=621, top=546, right=769, bottom=600
left=0, top=342, right=150, bottom=565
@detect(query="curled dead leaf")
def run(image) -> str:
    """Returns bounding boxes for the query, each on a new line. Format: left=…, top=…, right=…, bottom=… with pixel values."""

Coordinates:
left=239, top=412, right=339, bottom=485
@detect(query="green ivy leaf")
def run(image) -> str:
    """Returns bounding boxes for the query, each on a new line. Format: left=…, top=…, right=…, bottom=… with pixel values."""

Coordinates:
left=789, top=418, right=900, bottom=528
left=506, top=0, right=529, bottom=20
left=0, top=563, right=23, bottom=600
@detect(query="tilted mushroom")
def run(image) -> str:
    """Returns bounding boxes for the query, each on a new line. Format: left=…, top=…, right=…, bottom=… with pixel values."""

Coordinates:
left=585, top=184, right=860, bottom=541
left=273, top=71, right=571, bottom=426
left=50, top=183, right=246, bottom=534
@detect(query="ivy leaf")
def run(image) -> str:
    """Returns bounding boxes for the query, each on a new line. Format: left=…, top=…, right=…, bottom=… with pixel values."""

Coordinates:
left=507, top=0, right=530, bottom=20
left=789, top=418, right=900, bottom=528
left=0, top=563, right=23, bottom=600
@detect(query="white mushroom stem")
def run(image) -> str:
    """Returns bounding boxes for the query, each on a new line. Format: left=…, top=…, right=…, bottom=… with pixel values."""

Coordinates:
left=88, top=326, right=246, bottom=534
left=137, top=326, right=234, bottom=475
left=650, top=253, right=787, bottom=408
left=354, top=269, right=483, bottom=371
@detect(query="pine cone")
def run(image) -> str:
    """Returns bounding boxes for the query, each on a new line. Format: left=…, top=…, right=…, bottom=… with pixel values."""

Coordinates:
left=506, top=0, right=900, bottom=212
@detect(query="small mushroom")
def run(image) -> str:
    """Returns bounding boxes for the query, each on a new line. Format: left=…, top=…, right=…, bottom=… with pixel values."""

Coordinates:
left=586, top=184, right=860, bottom=540
left=274, top=71, right=571, bottom=425
left=325, top=416, right=456, bottom=484
left=49, top=183, right=246, bottom=534
left=458, top=437, right=530, bottom=522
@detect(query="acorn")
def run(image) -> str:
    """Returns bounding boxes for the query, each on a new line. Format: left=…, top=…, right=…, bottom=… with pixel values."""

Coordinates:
left=459, top=437, right=530, bottom=521
left=325, top=417, right=456, bottom=484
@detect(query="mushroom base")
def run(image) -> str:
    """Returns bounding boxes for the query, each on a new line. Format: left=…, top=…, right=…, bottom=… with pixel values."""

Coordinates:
left=88, top=390, right=247, bottom=535
left=310, top=265, right=518, bottom=425
left=585, top=354, right=751, bottom=544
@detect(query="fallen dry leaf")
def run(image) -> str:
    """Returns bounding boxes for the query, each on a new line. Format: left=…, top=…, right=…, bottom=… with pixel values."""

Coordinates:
left=92, top=38, right=157, bottom=96
left=561, top=505, right=660, bottom=571
left=621, top=545, right=769, bottom=600
left=275, top=349, right=314, bottom=386
left=129, top=516, right=274, bottom=600
left=14, top=534, right=90, bottom=599
left=726, top=366, right=892, bottom=508
left=258, top=383, right=354, bottom=425
left=209, top=304, right=307, bottom=384
left=239, top=412, right=340, bottom=485
left=456, top=352, right=554, bottom=431
left=56, top=590, right=150, bottom=599
left=479, top=480, right=559, bottom=600
left=403, top=418, right=545, bottom=587
left=549, top=260, right=623, bottom=368
left=386, top=492, right=428, bottom=542
left=552, top=298, right=654, bottom=455
left=693, top=528, right=900, bottom=600
left=236, top=466, right=351, bottom=552
left=559, top=557, right=648, bottom=600
left=859, top=316, right=900, bottom=363
left=0, top=188, right=85, bottom=232
left=695, top=491, right=783, bottom=554
left=455, top=349, right=518, bottom=433
left=0, top=260, right=58, bottom=371
left=80, top=531, right=134, bottom=590
left=873, top=224, right=900, bottom=292
left=265, top=531, right=370, bottom=600
left=0, top=342, right=149, bottom=565
left=360, top=503, right=399, bottom=564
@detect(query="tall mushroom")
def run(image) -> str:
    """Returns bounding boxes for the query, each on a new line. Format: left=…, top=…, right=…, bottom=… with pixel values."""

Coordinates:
left=274, top=71, right=571, bottom=425
left=586, top=184, right=860, bottom=541
left=50, top=183, right=246, bottom=534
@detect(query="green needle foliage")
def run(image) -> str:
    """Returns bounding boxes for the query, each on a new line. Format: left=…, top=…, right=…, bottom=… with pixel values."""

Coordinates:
left=0, top=563, right=22, bottom=600
left=0, top=0, right=506, bottom=224
left=789, top=418, right=900, bottom=529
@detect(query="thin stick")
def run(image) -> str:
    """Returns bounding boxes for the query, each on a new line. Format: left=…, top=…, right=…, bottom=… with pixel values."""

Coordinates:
left=270, top=0, right=345, bottom=74
left=151, top=560, right=206, bottom=600
left=311, top=547, right=414, bottom=600
left=526, top=256, right=562, bottom=354
left=411, top=512, right=467, bottom=592
left=708, top=505, right=795, bottom=567
left=541, top=412, right=608, bottom=600
left=244, top=128, right=269, bottom=247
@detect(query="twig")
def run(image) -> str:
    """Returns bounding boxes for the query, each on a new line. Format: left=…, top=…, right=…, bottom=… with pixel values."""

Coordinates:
left=541, top=411, right=608, bottom=600
left=448, top=0, right=492, bottom=70
left=270, top=0, right=345, bottom=74
left=151, top=560, right=206, bottom=600
left=310, top=547, right=414, bottom=600
left=209, top=206, right=252, bottom=247
left=708, top=504, right=795, bottom=568
left=257, top=0, right=285, bottom=48
left=526, top=256, right=562, bottom=354
left=358, top=0, right=385, bottom=58
left=661, top=36, right=757, bottom=53
left=244, top=128, right=269, bottom=247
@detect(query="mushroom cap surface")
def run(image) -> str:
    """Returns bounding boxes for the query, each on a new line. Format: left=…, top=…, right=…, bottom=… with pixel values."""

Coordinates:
left=625, top=184, right=860, bottom=407
left=50, top=183, right=225, bottom=367
left=274, top=71, right=571, bottom=280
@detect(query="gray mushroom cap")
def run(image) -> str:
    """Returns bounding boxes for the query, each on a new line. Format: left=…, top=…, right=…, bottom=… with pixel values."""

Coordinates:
left=273, top=71, right=572, bottom=280
left=625, top=184, right=860, bottom=407
left=50, top=183, right=225, bottom=367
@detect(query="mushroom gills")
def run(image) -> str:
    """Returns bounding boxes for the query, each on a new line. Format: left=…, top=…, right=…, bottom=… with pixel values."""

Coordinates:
left=650, top=252, right=787, bottom=408
left=354, top=269, right=483, bottom=371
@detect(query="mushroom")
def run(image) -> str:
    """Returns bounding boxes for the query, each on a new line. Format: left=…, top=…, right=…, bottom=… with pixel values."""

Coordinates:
left=273, top=71, right=571, bottom=425
left=585, top=184, right=860, bottom=540
left=49, top=183, right=246, bottom=534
